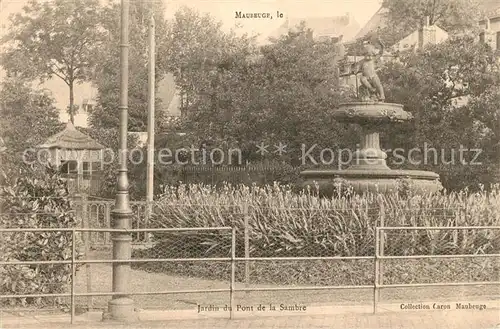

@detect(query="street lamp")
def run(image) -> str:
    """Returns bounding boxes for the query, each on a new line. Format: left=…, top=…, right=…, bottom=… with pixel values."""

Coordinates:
left=102, top=0, right=137, bottom=322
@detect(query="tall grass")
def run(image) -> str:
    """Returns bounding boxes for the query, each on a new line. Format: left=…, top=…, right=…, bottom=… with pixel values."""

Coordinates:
left=132, top=183, right=500, bottom=286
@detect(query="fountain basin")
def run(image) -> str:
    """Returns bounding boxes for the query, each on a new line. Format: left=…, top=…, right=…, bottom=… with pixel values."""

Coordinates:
left=300, top=101, right=442, bottom=196
left=301, top=168, right=442, bottom=196
left=301, top=169, right=443, bottom=197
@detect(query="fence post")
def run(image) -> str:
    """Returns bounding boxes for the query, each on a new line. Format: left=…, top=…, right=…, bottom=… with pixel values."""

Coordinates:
left=374, top=227, right=379, bottom=314
left=378, top=201, right=385, bottom=303
left=145, top=201, right=152, bottom=244
left=230, top=227, right=236, bottom=319
left=243, top=202, right=250, bottom=291
left=80, top=195, right=93, bottom=310
left=105, top=203, right=111, bottom=245
left=71, top=229, right=76, bottom=324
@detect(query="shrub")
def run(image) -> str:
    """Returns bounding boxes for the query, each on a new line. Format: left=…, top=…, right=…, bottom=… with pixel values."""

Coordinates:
left=0, top=169, right=80, bottom=307
left=133, top=183, right=500, bottom=287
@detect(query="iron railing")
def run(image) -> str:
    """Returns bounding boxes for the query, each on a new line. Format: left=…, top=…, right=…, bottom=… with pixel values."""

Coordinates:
left=1, top=226, right=499, bottom=324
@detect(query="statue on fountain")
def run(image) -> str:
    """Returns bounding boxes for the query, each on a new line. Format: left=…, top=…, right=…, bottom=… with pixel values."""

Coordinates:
left=301, top=37, right=442, bottom=196
left=344, top=39, right=385, bottom=102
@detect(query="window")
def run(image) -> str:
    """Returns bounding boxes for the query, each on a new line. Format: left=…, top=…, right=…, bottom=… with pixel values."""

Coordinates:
left=83, top=104, right=94, bottom=112
left=82, top=162, right=91, bottom=179
left=82, top=162, right=89, bottom=171
left=91, top=162, right=101, bottom=172
left=60, top=160, right=78, bottom=175
left=479, top=32, right=485, bottom=43
left=81, top=99, right=95, bottom=112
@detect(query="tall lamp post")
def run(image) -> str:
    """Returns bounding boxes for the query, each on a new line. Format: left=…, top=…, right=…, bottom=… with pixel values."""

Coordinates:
left=146, top=0, right=155, bottom=235
left=103, top=0, right=136, bottom=322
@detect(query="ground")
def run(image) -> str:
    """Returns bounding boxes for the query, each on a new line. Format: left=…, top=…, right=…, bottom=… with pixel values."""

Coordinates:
left=2, top=308, right=500, bottom=328
left=67, top=249, right=499, bottom=311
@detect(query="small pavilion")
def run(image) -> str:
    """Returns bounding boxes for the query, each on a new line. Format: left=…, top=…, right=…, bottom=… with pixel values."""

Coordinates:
left=37, top=122, right=105, bottom=195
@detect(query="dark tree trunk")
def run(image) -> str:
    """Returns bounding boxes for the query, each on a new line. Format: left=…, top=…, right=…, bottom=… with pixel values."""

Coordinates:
left=69, top=81, right=75, bottom=124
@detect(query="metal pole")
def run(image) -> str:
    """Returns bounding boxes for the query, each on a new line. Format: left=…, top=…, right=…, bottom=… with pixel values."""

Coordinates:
left=374, top=227, right=380, bottom=314
left=146, top=0, right=155, bottom=240
left=244, top=204, right=250, bottom=291
left=71, top=229, right=76, bottom=324
left=378, top=201, right=385, bottom=302
left=230, top=227, right=236, bottom=319
left=82, top=196, right=93, bottom=309
left=104, top=0, right=136, bottom=322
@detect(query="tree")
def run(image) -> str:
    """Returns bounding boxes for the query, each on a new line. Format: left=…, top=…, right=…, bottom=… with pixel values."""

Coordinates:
left=347, top=0, right=484, bottom=54
left=379, top=35, right=500, bottom=190
left=382, top=0, right=483, bottom=35
left=0, top=77, right=62, bottom=177
left=89, top=0, right=169, bottom=132
left=163, top=6, right=253, bottom=116
left=1, top=0, right=106, bottom=124
left=161, top=11, right=357, bottom=170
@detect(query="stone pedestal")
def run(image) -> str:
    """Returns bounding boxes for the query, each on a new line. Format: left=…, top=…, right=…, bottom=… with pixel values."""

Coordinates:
left=351, top=127, right=389, bottom=170
left=301, top=102, right=442, bottom=196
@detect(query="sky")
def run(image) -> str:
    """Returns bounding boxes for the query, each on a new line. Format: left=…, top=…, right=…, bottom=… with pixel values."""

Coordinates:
left=1, top=0, right=383, bottom=39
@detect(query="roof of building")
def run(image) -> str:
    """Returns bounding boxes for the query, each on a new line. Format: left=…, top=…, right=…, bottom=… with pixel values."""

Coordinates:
left=37, top=121, right=104, bottom=150
left=480, top=0, right=500, bottom=15
left=357, top=0, right=500, bottom=42
left=354, top=7, right=388, bottom=40
left=268, top=14, right=361, bottom=42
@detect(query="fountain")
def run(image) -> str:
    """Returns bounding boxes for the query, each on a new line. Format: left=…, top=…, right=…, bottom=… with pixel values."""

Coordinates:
left=300, top=40, right=442, bottom=196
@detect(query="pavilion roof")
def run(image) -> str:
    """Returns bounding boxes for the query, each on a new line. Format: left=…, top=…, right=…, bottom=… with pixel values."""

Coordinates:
left=37, top=122, right=104, bottom=150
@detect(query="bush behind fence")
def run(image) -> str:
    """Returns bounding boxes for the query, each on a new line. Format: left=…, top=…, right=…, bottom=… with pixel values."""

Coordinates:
left=2, top=183, right=500, bottom=308
left=129, top=184, right=500, bottom=287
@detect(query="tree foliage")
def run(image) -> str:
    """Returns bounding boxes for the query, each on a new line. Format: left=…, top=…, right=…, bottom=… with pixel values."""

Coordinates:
left=382, top=0, right=483, bottom=35
left=163, top=11, right=356, bottom=167
left=0, top=77, right=62, bottom=177
left=0, top=168, right=80, bottom=307
left=88, top=0, right=169, bottom=132
left=379, top=35, right=500, bottom=189
left=348, top=0, right=484, bottom=55
left=1, top=0, right=106, bottom=124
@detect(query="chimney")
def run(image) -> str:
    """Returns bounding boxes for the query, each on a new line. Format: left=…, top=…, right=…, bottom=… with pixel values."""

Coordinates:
left=418, top=16, right=436, bottom=49
left=481, top=18, right=495, bottom=47
left=344, top=12, right=350, bottom=24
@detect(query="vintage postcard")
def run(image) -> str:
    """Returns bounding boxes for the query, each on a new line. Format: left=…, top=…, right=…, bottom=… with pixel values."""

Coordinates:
left=0, top=0, right=499, bottom=328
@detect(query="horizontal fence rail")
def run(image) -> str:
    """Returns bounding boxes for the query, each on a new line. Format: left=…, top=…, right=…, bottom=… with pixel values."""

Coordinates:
left=0, top=227, right=234, bottom=324
left=373, top=226, right=500, bottom=311
left=2, top=225, right=499, bottom=324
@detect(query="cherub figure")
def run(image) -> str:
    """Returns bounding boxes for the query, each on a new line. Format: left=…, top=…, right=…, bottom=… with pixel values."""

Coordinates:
left=353, top=39, right=385, bottom=102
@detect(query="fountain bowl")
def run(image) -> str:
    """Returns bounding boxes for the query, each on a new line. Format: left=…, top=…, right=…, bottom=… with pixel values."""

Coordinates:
left=301, top=168, right=443, bottom=196
left=333, top=102, right=413, bottom=125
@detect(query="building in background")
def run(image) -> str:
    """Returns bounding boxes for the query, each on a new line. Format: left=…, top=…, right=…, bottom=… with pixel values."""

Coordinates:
left=391, top=18, right=449, bottom=52
left=479, top=6, right=500, bottom=51
left=267, top=13, right=360, bottom=42
left=57, top=82, right=96, bottom=128
left=340, top=14, right=449, bottom=92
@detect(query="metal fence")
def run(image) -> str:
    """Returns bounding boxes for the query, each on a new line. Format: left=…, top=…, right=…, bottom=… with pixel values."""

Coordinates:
left=1, top=225, right=499, bottom=324
left=82, top=199, right=149, bottom=244
left=375, top=226, right=500, bottom=310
